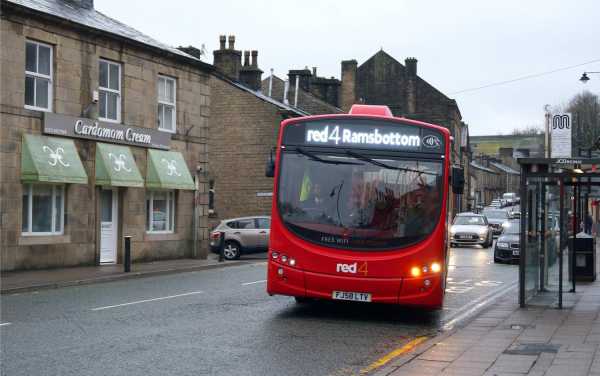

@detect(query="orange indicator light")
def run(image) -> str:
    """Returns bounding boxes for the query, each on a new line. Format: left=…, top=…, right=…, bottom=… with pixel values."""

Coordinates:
left=411, top=267, right=420, bottom=277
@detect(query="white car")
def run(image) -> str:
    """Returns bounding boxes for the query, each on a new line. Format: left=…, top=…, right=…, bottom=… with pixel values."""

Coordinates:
left=490, top=199, right=503, bottom=208
left=450, top=213, right=494, bottom=248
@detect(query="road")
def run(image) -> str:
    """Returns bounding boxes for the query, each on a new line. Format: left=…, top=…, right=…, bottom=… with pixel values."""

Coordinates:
left=1, top=240, right=518, bottom=376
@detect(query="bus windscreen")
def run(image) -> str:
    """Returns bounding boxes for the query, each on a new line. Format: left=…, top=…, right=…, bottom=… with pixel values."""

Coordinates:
left=277, top=151, right=444, bottom=251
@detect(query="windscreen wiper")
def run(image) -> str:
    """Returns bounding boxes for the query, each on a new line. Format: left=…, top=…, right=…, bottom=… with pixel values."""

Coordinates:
left=294, top=147, right=363, bottom=166
left=344, top=150, right=436, bottom=176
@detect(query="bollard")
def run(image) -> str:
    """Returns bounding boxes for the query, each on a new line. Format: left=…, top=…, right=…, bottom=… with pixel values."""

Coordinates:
left=218, top=232, right=225, bottom=262
left=124, top=236, right=131, bottom=272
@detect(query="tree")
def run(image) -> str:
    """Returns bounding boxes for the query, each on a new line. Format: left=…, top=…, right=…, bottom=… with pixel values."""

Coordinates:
left=511, top=123, right=544, bottom=135
left=566, top=90, right=600, bottom=154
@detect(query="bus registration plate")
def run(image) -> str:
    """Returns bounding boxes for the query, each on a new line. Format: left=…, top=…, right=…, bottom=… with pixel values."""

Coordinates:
left=332, top=291, right=372, bottom=302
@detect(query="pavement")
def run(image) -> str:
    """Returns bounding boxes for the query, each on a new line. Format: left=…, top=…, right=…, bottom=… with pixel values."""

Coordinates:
left=377, top=242, right=600, bottom=376
left=0, top=254, right=254, bottom=295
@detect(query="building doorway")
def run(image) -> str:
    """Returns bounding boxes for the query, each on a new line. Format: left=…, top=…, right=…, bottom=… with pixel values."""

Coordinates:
left=100, top=187, right=118, bottom=264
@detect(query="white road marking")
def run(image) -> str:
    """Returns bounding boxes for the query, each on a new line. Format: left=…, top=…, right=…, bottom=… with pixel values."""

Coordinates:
left=242, top=280, right=267, bottom=286
left=91, top=291, right=203, bottom=311
left=0, top=323, right=12, bottom=327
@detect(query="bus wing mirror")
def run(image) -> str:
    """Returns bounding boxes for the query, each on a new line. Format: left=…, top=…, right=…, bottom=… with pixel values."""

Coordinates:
left=451, top=166, right=465, bottom=194
left=265, top=157, right=276, bottom=178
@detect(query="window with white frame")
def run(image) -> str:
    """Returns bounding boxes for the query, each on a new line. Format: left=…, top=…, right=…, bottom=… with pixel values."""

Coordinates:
left=22, top=184, right=64, bottom=235
left=146, top=190, right=175, bottom=233
left=157, top=75, right=176, bottom=132
left=99, top=59, right=121, bottom=122
left=25, top=40, right=52, bottom=111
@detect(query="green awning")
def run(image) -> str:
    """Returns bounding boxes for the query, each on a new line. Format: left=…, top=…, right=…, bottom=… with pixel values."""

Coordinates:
left=21, top=134, right=88, bottom=184
left=95, top=143, right=144, bottom=187
left=146, top=149, right=194, bottom=190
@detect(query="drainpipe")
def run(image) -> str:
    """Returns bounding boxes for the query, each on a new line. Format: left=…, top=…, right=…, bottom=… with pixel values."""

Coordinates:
left=283, top=79, right=290, bottom=105
left=295, top=75, right=299, bottom=108
left=268, top=68, right=274, bottom=98
left=193, top=171, right=199, bottom=258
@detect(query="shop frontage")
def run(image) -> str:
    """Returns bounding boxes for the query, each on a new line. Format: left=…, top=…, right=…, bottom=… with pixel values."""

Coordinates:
left=518, top=157, right=600, bottom=307
left=12, top=113, right=201, bottom=269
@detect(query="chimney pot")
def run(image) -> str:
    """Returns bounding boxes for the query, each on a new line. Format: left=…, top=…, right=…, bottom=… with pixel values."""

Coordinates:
left=243, top=50, right=250, bottom=66
left=228, top=35, right=235, bottom=50
left=251, top=50, right=258, bottom=67
left=219, top=35, right=226, bottom=50
left=313, top=67, right=317, bottom=76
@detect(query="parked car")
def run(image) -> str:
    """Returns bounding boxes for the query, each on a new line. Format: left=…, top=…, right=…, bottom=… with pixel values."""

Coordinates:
left=482, top=209, right=510, bottom=236
left=494, top=219, right=520, bottom=263
left=209, top=216, right=271, bottom=260
left=450, top=213, right=494, bottom=248
left=500, top=198, right=508, bottom=207
left=490, top=199, right=503, bottom=208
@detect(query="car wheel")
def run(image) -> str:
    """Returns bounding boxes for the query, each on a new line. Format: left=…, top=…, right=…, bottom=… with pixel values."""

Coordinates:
left=488, top=236, right=494, bottom=247
left=294, top=297, right=314, bottom=304
left=483, top=240, right=489, bottom=249
left=224, top=241, right=242, bottom=260
left=493, top=249, right=501, bottom=263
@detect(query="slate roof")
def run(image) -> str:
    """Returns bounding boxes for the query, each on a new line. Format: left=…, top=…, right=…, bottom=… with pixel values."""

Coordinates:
left=490, top=162, right=520, bottom=174
left=470, top=161, right=499, bottom=174
left=215, top=72, right=310, bottom=117
left=5, top=0, right=208, bottom=65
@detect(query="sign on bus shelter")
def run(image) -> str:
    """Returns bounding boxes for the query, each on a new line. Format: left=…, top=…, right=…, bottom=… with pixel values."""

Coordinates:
left=551, top=113, right=572, bottom=158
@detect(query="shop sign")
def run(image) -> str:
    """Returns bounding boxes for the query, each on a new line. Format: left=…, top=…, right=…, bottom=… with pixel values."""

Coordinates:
left=43, top=113, right=171, bottom=150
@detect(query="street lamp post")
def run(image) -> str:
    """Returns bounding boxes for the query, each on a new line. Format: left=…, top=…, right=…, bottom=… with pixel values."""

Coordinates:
left=580, top=72, right=600, bottom=84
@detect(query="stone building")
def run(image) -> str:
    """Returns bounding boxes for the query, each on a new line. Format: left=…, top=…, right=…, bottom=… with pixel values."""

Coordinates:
left=469, top=154, right=502, bottom=209
left=339, top=50, right=471, bottom=213
left=1, top=0, right=212, bottom=271
left=490, top=157, right=520, bottom=197
left=209, top=36, right=309, bottom=228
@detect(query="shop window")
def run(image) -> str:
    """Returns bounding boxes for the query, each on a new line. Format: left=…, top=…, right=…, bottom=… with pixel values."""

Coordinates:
left=209, top=180, right=214, bottom=213
left=22, top=184, right=64, bottom=235
left=25, top=40, right=52, bottom=111
left=157, top=75, right=176, bottom=133
left=99, top=59, right=121, bottom=123
left=146, top=190, right=175, bottom=233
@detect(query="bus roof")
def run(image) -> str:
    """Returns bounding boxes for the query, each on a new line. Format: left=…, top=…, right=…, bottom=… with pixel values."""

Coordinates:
left=349, top=105, right=393, bottom=117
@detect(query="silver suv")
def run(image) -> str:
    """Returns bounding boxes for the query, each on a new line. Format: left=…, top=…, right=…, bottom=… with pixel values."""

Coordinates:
left=209, top=216, right=271, bottom=260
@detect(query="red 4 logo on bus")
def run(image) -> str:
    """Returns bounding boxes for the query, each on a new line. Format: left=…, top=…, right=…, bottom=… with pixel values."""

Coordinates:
left=336, top=262, right=368, bottom=276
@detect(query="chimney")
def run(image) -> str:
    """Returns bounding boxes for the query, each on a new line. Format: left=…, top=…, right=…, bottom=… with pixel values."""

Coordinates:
left=288, top=67, right=312, bottom=92
left=213, top=35, right=241, bottom=80
left=251, top=50, right=258, bottom=67
left=177, top=45, right=201, bottom=59
left=483, top=155, right=490, bottom=168
left=404, top=57, right=418, bottom=117
left=239, top=50, right=263, bottom=91
left=219, top=35, right=226, bottom=50
left=74, top=0, right=94, bottom=9
left=341, top=60, right=358, bottom=113
left=310, top=69, right=341, bottom=108
left=499, top=147, right=513, bottom=158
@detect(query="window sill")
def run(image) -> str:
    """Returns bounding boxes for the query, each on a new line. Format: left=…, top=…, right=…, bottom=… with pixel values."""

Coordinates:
left=157, top=128, right=177, bottom=134
left=99, top=117, right=121, bottom=124
left=18, top=234, right=71, bottom=245
left=24, top=105, right=52, bottom=113
left=144, top=232, right=180, bottom=242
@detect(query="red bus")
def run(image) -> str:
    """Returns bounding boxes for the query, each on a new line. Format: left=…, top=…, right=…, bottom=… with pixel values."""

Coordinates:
left=265, top=105, right=464, bottom=308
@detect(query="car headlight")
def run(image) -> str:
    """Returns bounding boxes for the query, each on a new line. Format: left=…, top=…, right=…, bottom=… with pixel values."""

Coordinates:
left=502, top=222, right=509, bottom=227
left=497, top=242, right=509, bottom=248
left=478, top=227, right=488, bottom=235
left=450, top=226, right=457, bottom=234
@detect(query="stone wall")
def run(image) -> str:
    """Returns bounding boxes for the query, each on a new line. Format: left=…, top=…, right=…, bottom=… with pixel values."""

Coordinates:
left=0, top=9, right=211, bottom=271
left=209, top=76, right=289, bottom=228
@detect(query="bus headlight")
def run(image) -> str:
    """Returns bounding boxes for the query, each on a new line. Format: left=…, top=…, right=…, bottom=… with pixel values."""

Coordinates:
left=272, top=252, right=278, bottom=259
left=431, top=263, right=441, bottom=272
left=280, top=255, right=288, bottom=263
left=411, top=267, right=420, bottom=276
left=289, top=259, right=296, bottom=266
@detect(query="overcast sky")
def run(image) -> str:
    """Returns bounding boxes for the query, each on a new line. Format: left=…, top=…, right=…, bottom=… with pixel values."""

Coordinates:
left=96, top=0, right=600, bottom=136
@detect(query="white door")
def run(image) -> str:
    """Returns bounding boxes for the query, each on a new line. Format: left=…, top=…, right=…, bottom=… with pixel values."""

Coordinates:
left=100, top=188, right=118, bottom=264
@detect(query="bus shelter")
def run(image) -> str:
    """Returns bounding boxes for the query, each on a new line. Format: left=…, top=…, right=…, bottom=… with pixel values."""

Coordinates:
left=518, top=157, right=600, bottom=308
